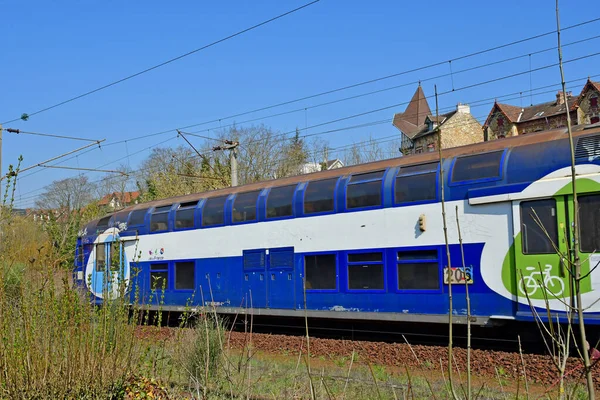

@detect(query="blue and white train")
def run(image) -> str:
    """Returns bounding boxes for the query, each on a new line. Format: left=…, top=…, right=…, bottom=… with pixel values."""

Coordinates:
left=74, top=124, right=600, bottom=327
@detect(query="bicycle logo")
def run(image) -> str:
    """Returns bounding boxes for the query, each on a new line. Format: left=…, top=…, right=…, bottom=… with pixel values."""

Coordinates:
left=518, top=264, right=565, bottom=297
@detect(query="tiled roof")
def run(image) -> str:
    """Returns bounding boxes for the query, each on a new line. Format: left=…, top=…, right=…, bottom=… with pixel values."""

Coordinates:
left=98, top=191, right=140, bottom=206
left=392, top=85, right=432, bottom=139
left=412, top=110, right=457, bottom=140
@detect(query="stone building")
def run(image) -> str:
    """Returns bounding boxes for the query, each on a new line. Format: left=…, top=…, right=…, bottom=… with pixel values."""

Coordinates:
left=483, top=78, right=600, bottom=141
left=392, top=85, right=483, bottom=154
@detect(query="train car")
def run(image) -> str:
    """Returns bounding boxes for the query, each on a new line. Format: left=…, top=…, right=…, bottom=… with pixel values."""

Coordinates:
left=73, top=124, right=600, bottom=327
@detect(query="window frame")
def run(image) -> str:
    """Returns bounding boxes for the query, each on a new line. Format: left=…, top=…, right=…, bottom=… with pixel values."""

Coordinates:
left=128, top=208, right=149, bottom=227
left=232, top=190, right=261, bottom=224
left=150, top=205, right=172, bottom=233
left=201, top=196, right=228, bottom=228
left=174, top=260, right=196, bottom=291
left=345, top=170, right=386, bottom=211
left=149, top=262, right=169, bottom=291
left=304, top=252, right=338, bottom=293
left=393, top=162, right=439, bottom=206
left=449, top=149, right=507, bottom=186
left=519, top=198, right=559, bottom=255
left=346, top=250, right=386, bottom=293
left=266, top=184, right=298, bottom=220
left=174, top=201, right=199, bottom=231
left=302, top=177, right=341, bottom=216
left=395, top=247, right=442, bottom=293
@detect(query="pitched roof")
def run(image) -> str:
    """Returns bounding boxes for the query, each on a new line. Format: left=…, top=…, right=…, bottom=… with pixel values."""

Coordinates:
left=392, top=85, right=432, bottom=139
left=484, top=91, right=580, bottom=128
left=98, top=191, right=140, bottom=206
left=572, top=78, right=600, bottom=107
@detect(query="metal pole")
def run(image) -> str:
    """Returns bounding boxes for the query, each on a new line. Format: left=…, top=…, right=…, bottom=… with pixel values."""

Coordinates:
left=230, top=146, right=238, bottom=187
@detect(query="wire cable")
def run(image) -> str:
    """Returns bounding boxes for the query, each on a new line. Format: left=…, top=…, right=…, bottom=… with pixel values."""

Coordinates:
left=0, top=0, right=320, bottom=125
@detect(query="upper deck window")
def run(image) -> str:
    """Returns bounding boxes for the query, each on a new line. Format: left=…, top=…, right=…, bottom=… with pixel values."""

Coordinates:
left=175, top=201, right=198, bottom=230
left=395, top=162, right=438, bottom=204
left=451, top=151, right=504, bottom=184
left=202, top=196, right=227, bottom=227
left=113, top=210, right=130, bottom=228
left=129, top=209, right=148, bottom=226
left=347, top=170, right=385, bottom=209
left=150, top=205, right=171, bottom=232
left=267, top=184, right=296, bottom=218
left=304, top=178, right=338, bottom=215
left=96, top=215, right=111, bottom=233
left=232, top=191, right=260, bottom=223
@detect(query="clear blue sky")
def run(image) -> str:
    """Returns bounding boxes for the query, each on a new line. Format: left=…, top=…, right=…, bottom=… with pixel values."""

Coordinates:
left=1, top=1, right=597, bottom=209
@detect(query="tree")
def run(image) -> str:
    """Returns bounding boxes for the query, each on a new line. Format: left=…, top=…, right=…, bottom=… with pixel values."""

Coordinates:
left=35, top=175, right=96, bottom=212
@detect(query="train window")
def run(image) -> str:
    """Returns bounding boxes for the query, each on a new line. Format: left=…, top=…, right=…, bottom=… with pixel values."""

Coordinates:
left=96, top=215, right=111, bottom=233
left=579, top=194, right=600, bottom=253
left=347, top=181, right=382, bottom=209
left=520, top=199, right=558, bottom=254
left=348, top=265, right=384, bottom=290
left=347, top=171, right=384, bottom=209
left=150, top=263, right=168, bottom=290
left=150, top=205, right=171, bottom=232
left=96, top=243, right=106, bottom=272
left=397, top=250, right=440, bottom=290
left=349, top=170, right=385, bottom=182
left=452, top=151, right=503, bottom=183
left=270, top=248, right=294, bottom=268
left=175, top=201, right=198, bottom=230
left=267, top=184, right=296, bottom=218
left=113, top=210, right=130, bottom=228
left=397, top=250, right=438, bottom=261
left=395, top=163, right=438, bottom=204
left=304, top=254, right=336, bottom=290
left=232, top=191, right=260, bottom=223
left=347, top=251, right=384, bottom=290
left=202, top=196, right=227, bottom=227
left=129, top=209, right=148, bottom=226
left=304, top=178, right=338, bottom=215
left=348, top=252, right=383, bottom=263
left=175, top=261, right=195, bottom=290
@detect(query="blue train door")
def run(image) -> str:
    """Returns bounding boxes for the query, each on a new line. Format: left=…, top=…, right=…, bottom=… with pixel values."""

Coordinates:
left=267, top=247, right=295, bottom=309
left=89, top=236, right=125, bottom=300
left=242, top=249, right=267, bottom=309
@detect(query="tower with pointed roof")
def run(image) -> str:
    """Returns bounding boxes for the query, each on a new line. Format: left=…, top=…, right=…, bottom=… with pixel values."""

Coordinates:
left=392, top=85, right=482, bottom=154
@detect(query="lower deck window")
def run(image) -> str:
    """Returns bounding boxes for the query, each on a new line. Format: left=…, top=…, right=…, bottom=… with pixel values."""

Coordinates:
left=96, top=243, right=106, bottom=272
left=305, top=254, right=336, bottom=290
left=580, top=194, right=600, bottom=253
left=397, top=250, right=440, bottom=290
left=348, top=264, right=384, bottom=290
left=347, top=252, right=384, bottom=290
left=175, top=262, right=195, bottom=290
left=150, top=263, right=168, bottom=290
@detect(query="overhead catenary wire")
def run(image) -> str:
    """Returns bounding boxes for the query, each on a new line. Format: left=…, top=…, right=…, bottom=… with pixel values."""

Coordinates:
left=12, top=75, right=594, bottom=205
left=13, top=26, right=600, bottom=188
left=0, top=0, right=321, bottom=125
left=3, top=128, right=101, bottom=142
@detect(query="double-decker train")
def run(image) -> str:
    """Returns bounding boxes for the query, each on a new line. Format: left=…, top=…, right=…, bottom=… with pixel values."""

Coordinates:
left=74, top=124, right=600, bottom=327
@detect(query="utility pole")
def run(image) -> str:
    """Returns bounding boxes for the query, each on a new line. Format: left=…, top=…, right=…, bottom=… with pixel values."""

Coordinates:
left=213, top=140, right=239, bottom=187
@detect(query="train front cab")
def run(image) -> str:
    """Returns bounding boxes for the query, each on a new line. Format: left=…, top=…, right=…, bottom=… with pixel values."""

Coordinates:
left=510, top=184, right=600, bottom=322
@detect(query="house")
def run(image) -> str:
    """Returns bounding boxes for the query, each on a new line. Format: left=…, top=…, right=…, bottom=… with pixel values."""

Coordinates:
left=483, top=78, right=600, bottom=141
left=392, top=85, right=483, bottom=154
left=97, top=191, right=140, bottom=210
left=301, top=159, right=344, bottom=174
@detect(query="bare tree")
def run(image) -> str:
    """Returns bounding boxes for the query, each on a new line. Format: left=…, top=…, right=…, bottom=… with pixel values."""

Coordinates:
left=35, top=175, right=96, bottom=212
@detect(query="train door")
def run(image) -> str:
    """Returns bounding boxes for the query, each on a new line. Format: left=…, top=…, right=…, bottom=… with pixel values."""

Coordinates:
left=513, top=196, right=569, bottom=314
left=267, top=247, right=295, bottom=309
left=242, top=249, right=267, bottom=309
left=565, top=193, right=600, bottom=304
left=90, top=238, right=124, bottom=300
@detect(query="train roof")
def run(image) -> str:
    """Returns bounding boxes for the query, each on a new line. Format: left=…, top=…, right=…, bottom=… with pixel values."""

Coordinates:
left=104, top=123, right=600, bottom=214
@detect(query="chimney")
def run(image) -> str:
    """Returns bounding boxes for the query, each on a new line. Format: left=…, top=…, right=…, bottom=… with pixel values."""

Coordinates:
left=456, top=103, right=470, bottom=114
left=556, top=91, right=572, bottom=105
